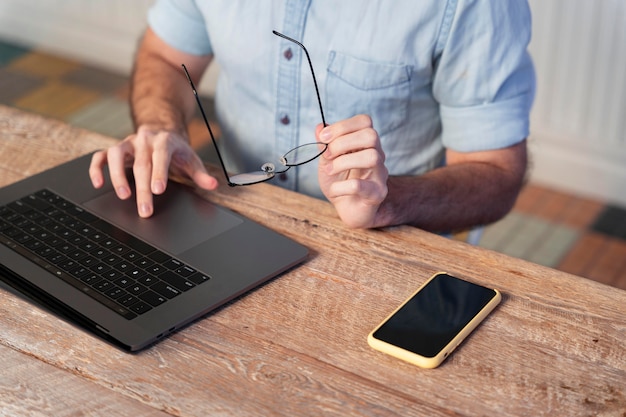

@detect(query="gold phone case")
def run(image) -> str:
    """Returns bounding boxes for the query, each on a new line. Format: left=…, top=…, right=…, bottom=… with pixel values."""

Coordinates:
left=367, top=272, right=501, bottom=369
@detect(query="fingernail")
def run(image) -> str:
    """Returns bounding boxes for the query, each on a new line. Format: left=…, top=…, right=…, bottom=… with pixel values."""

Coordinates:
left=320, top=128, right=332, bottom=142
left=152, top=180, right=165, bottom=194
left=139, top=203, right=152, bottom=217
left=117, top=186, right=130, bottom=199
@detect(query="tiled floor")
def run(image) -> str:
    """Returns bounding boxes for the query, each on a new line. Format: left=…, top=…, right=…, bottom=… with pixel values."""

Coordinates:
left=483, top=184, right=626, bottom=289
left=1, top=40, right=625, bottom=291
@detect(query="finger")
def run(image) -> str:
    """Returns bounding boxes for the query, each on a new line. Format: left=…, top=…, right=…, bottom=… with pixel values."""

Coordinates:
left=322, top=129, right=381, bottom=164
left=320, top=114, right=373, bottom=143
left=132, top=145, right=155, bottom=218
left=170, top=149, right=219, bottom=190
left=89, top=150, right=107, bottom=189
left=191, top=168, right=219, bottom=190
left=150, top=143, right=172, bottom=195
left=106, top=143, right=134, bottom=200
left=327, top=178, right=388, bottom=205
left=325, top=148, right=384, bottom=176
left=315, top=123, right=325, bottom=141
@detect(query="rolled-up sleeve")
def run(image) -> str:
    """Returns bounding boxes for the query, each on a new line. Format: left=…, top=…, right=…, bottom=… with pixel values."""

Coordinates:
left=147, top=0, right=213, bottom=56
left=434, top=0, right=536, bottom=152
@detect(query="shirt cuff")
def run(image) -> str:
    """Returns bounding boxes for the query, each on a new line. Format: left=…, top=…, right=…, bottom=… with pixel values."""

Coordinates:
left=440, top=93, right=532, bottom=152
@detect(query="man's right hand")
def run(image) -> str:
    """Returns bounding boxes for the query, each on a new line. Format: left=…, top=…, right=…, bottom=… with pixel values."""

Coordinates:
left=88, top=125, right=218, bottom=218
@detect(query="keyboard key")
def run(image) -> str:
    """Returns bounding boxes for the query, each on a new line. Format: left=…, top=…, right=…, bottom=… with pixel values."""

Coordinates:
left=164, top=258, right=183, bottom=270
left=79, top=274, right=102, bottom=286
left=105, top=286, right=125, bottom=300
left=9, top=200, right=32, bottom=214
left=128, top=283, right=149, bottom=296
left=159, top=270, right=195, bottom=291
left=137, top=275, right=158, bottom=286
left=126, top=268, right=147, bottom=280
left=94, top=280, right=113, bottom=292
left=91, top=263, right=111, bottom=275
left=151, top=281, right=181, bottom=299
left=130, top=302, right=152, bottom=315
left=113, top=277, right=133, bottom=288
left=188, top=272, right=211, bottom=284
left=148, top=250, right=171, bottom=263
left=176, top=265, right=196, bottom=277
left=117, top=293, right=139, bottom=307
left=139, top=290, right=167, bottom=307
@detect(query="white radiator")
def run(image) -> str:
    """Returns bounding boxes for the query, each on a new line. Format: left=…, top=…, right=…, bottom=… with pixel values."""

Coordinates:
left=527, top=0, right=626, bottom=205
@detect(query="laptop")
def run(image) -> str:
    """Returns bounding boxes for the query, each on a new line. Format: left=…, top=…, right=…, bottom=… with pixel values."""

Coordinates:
left=0, top=153, right=308, bottom=351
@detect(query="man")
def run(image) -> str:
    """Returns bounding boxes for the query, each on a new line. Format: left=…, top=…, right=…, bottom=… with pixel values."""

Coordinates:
left=89, top=0, right=535, bottom=232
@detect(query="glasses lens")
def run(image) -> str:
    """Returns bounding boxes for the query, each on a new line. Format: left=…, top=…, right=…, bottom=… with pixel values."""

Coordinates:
left=230, top=171, right=275, bottom=186
left=281, top=143, right=327, bottom=167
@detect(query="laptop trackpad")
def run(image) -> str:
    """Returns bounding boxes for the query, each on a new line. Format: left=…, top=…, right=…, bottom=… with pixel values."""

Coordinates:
left=83, top=184, right=243, bottom=255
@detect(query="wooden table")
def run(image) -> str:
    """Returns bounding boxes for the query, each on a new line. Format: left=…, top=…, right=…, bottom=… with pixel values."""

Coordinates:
left=1, top=105, right=624, bottom=416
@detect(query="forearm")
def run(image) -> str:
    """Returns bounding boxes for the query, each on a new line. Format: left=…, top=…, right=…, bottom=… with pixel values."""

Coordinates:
left=131, top=56, right=189, bottom=135
left=376, top=144, right=528, bottom=232
left=130, top=29, right=211, bottom=137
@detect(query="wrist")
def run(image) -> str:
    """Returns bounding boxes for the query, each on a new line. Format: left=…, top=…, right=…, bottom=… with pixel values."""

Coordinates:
left=372, top=181, right=406, bottom=228
left=137, top=122, right=188, bottom=140
left=131, top=88, right=190, bottom=135
left=135, top=124, right=188, bottom=142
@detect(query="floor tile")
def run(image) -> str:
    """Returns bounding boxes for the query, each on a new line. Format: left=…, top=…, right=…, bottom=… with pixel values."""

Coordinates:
left=479, top=212, right=526, bottom=251
left=557, top=232, right=607, bottom=277
left=534, top=189, right=575, bottom=223
left=591, top=205, right=626, bottom=239
left=67, top=96, right=133, bottom=139
left=513, top=183, right=549, bottom=214
left=0, top=41, right=30, bottom=66
left=7, top=51, right=80, bottom=79
left=498, top=216, right=551, bottom=259
left=62, top=65, right=129, bottom=94
left=559, top=197, right=605, bottom=229
left=526, top=224, right=579, bottom=268
left=14, top=81, right=101, bottom=120
left=584, top=237, right=626, bottom=287
left=0, top=68, right=45, bottom=105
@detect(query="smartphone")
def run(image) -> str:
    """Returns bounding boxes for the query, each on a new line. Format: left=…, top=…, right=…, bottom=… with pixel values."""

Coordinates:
left=367, top=272, right=501, bottom=369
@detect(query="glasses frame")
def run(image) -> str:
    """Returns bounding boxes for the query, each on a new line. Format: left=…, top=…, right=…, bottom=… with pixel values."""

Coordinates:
left=183, top=30, right=327, bottom=187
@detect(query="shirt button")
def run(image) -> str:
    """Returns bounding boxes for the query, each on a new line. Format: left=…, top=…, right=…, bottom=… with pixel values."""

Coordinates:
left=283, top=48, right=293, bottom=60
left=280, top=115, right=290, bottom=125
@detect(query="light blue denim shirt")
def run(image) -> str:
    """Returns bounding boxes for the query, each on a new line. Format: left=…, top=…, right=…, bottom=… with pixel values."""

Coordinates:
left=148, top=0, right=535, bottom=199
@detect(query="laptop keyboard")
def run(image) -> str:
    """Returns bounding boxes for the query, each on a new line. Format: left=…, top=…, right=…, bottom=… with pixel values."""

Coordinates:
left=0, top=189, right=210, bottom=320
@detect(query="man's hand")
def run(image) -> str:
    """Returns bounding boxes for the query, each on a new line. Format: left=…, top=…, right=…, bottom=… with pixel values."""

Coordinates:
left=89, top=126, right=218, bottom=218
left=317, top=115, right=389, bottom=229
left=316, top=114, right=528, bottom=232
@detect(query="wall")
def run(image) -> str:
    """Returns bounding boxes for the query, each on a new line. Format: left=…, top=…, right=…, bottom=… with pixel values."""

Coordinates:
left=527, top=0, right=626, bottom=206
left=0, top=0, right=218, bottom=94
left=1, top=0, right=624, bottom=205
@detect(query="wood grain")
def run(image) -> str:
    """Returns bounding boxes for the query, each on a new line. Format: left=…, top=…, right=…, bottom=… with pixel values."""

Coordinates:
left=1, top=105, right=625, bottom=416
left=1, top=344, right=171, bottom=417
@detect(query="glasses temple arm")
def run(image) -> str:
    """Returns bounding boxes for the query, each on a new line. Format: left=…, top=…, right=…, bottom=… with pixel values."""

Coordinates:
left=272, top=31, right=327, bottom=127
left=181, top=64, right=236, bottom=186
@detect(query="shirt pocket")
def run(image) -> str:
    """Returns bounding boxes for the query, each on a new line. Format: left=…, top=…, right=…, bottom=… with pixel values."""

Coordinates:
left=326, top=51, right=412, bottom=136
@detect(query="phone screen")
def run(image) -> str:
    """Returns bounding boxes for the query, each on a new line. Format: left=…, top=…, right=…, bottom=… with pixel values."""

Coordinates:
left=371, top=273, right=499, bottom=359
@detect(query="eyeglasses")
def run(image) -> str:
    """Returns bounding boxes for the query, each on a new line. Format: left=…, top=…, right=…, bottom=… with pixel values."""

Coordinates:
left=182, top=30, right=327, bottom=186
